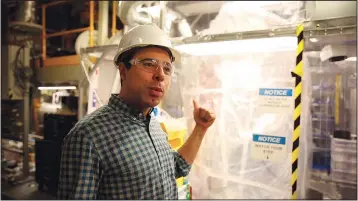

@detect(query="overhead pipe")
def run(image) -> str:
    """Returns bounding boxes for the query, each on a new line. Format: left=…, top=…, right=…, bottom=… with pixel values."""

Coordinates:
left=116, top=1, right=193, bottom=37
left=117, top=1, right=153, bottom=27
left=16, top=1, right=37, bottom=23
left=159, top=1, right=167, bottom=30
left=165, top=9, right=193, bottom=38
left=98, top=1, right=109, bottom=45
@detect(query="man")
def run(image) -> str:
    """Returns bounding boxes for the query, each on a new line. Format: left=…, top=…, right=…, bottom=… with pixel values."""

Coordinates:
left=57, top=24, right=215, bottom=199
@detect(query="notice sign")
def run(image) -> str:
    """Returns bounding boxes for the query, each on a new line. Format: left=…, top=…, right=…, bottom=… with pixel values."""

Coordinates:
left=251, top=133, right=287, bottom=162
left=257, top=88, right=294, bottom=114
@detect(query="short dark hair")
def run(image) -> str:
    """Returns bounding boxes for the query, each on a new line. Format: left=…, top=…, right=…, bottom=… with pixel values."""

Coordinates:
left=116, top=45, right=175, bottom=70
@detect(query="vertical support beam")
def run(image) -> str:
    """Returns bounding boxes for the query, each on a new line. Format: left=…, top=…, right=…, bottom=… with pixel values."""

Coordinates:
left=1, top=1, right=9, bottom=99
left=89, top=1, right=95, bottom=47
left=41, top=5, right=46, bottom=61
left=78, top=82, right=84, bottom=120
left=112, top=1, right=117, bottom=37
left=22, top=82, right=30, bottom=178
left=159, top=1, right=167, bottom=31
left=98, top=1, right=109, bottom=45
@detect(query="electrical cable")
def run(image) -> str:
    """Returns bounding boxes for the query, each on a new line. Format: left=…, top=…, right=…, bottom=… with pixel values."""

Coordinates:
left=11, top=41, right=39, bottom=95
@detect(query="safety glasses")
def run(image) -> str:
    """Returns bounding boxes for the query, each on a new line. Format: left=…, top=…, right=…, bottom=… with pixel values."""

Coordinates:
left=128, top=58, right=175, bottom=76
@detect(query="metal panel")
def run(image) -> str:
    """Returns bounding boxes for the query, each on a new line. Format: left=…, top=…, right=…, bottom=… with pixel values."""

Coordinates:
left=312, top=1, right=357, bottom=21
left=36, top=65, right=84, bottom=84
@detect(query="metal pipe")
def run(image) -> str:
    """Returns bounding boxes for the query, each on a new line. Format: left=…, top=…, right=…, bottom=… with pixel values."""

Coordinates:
left=159, top=1, right=167, bottom=30
left=16, top=1, right=37, bottom=23
left=132, top=11, right=153, bottom=25
left=89, top=1, right=95, bottom=47
left=117, top=1, right=154, bottom=26
left=112, top=1, right=117, bottom=37
left=177, top=19, right=193, bottom=37
left=41, top=5, right=46, bottom=60
left=22, top=82, right=30, bottom=178
left=98, top=1, right=109, bottom=45
left=46, top=27, right=90, bottom=38
left=190, top=14, right=203, bottom=29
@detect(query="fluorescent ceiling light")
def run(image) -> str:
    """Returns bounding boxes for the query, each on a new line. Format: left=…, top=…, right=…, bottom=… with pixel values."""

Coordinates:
left=38, top=86, right=77, bottom=91
left=346, top=57, right=356, bottom=61
left=309, top=38, right=318, bottom=43
left=175, top=37, right=297, bottom=56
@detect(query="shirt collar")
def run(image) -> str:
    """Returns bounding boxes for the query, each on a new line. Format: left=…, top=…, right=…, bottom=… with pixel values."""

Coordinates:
left=108, top=94, right=154, bottom=120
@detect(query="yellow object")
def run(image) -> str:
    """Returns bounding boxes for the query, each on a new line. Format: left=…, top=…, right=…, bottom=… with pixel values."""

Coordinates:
left=160, top=122, right=187, bottom=187
left=176, top=177, right=184, bottom=187
left=335, top=75, right=341, bottom=125
left=291, top=24, right=304, bottom=200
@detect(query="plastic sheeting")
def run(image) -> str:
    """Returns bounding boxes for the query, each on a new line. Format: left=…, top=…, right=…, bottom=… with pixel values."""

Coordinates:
left=200, top=1, right=293, bottom=35
left=170, top=1, right=314, bottom=199
left=176, top=45, right=312, bottom=199
left=305, top=47, right=357, bottom=198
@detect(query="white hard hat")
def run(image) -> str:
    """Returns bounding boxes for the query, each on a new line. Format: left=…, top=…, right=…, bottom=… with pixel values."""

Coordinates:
left=113, top=23, right=180, bottom=67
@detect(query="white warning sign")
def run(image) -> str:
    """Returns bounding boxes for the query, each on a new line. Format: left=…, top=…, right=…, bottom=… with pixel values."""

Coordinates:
left=251, top=133, right=287, bottom=163
left=257, top=88, right=294, bottom=114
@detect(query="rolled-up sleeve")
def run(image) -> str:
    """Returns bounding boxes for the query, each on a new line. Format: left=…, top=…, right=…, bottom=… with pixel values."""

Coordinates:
left=172, top=151, right=192, bottom=178
left=57, top=128, right=102, bottom=200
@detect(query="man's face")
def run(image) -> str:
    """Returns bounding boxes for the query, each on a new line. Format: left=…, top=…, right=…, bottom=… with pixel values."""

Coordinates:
left=119, top=47, right=172, bottom=108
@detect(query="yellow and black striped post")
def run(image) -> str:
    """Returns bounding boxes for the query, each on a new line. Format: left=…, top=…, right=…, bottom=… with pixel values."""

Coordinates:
left=291, top=24, right=304, bottom=200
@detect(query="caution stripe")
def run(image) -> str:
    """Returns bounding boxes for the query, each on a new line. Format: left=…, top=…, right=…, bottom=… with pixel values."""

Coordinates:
left=291, top=24, right=304, bottom=200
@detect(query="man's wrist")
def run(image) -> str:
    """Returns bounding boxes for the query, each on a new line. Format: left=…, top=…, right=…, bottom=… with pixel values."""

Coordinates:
left=193, top=124, right=208, bottom=137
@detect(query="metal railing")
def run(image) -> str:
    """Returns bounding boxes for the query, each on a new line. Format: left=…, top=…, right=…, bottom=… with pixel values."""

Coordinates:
left=41, top=0, right=95, bottom=61
left=39, top=1, right=119, bottom=67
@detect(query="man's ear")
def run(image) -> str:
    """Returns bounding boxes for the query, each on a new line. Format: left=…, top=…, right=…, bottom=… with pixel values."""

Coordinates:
left=119, top=63, right=127, bottom=83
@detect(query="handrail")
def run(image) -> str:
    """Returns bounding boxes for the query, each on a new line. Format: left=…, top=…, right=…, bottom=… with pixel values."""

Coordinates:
left=46, top=27, right=90, bottom=38
left=40, top=0, right=70, bottom=8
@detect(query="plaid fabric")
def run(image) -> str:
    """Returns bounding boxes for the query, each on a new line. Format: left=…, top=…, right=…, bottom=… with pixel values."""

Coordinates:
left=57, top=94, right=191, bottom=200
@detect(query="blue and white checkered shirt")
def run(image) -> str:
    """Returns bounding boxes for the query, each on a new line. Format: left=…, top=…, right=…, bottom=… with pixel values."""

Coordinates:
left=57, top=94, right=191, bottom=199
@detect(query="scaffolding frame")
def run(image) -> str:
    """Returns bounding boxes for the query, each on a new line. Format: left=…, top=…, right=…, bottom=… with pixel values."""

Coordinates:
left=35, top=1, right=118, bottom=67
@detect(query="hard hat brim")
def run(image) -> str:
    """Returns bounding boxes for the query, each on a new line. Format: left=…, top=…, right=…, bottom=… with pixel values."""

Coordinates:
left=113, top=44, right=181, bottom=68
